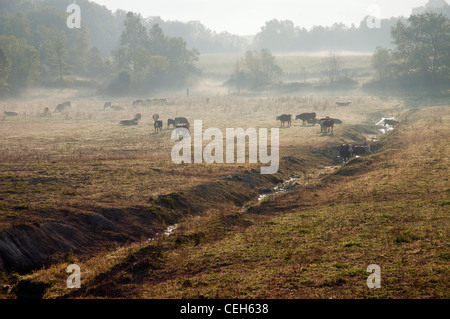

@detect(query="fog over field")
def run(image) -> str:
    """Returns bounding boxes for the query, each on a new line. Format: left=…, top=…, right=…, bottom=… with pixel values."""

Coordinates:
left=0, top=0, right=449, bottom=309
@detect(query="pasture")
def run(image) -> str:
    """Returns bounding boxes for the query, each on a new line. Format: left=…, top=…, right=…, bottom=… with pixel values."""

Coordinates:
left=0, top=80, right=448, bottom=300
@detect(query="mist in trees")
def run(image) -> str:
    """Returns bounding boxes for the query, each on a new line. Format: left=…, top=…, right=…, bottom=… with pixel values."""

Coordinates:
left=0, top=0, right=448, bottom=96
left=365, top=12, right=450, bottom=93
left=225, top=49, right=282, bottom=91
left=106, top=12, right=200, bottom=95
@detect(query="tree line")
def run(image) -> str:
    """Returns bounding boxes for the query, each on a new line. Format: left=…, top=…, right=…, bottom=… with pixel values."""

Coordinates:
left=0, top=1, right=201, bottom=96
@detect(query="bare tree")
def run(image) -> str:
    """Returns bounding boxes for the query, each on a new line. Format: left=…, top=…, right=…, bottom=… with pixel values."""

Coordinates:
left=321, top=51, right=341, bottom=85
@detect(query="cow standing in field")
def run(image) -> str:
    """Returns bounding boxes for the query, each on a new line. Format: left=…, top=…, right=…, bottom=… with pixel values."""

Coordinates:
left=277, top=114, right=292, bottom=127
left=296, top=112, right=317, bottom=125
left=54, top=102, right=71, bottom=113
left=167, top=119, right=176, bottom=128
left=154, top=120, right=163, bottom=133
left=339, top=144, right=351, bottom=162
left=319, top=118, right=334, bottom=134
left=104, top=102, right=112, bottom=109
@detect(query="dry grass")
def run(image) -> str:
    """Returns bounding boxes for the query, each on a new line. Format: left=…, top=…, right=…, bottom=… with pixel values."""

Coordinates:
left=26, top=104, right=447, bottom=300
left=3, top=91, right=446, bottom=299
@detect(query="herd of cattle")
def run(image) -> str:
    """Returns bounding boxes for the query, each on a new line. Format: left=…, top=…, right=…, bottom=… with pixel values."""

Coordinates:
left=276, top=112, right=342, bottom=134
left=3, top=98, right=399, bottom=163
left=339, top=143, right=371, bottom=162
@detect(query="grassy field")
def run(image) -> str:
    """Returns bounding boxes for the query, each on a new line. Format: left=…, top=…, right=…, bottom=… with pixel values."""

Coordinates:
left=1, top=83, right=448, bottom=299
left=198, top=52, right=373, bottom=83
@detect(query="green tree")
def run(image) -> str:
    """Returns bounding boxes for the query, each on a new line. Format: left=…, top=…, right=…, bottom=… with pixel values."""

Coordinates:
left=47, top=31, right=70, bottom=82
left=0, top=47, right=11, bottom=92
left=391, top=13, right=450, bottom=81
left=227, top=49, right=282, bottom=89
left=0, top=35, right=39, bottom=94
left=120, top=12, right=149, bottom=73
left=371, top=46, right=392, bottom=79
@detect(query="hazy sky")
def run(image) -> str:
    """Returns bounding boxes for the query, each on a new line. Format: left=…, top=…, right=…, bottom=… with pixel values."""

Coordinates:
left=91, top=0, right=431, bottom=35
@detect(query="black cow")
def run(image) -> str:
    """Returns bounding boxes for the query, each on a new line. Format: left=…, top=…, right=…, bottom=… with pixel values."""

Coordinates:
left=339, top=144, right=351, bottom=162
left=154, top=120, right=163, bottom=133
left=167, top=119, right=176, bottom=128
left=175, top=117, right=190, bottom=129
left=296, top=112, right=317, bottom=125
left=277, top=114, right=292, bottom=127
left=54, top=103, right=69, bottom=113
left=3, top=111, right=18, bottom=116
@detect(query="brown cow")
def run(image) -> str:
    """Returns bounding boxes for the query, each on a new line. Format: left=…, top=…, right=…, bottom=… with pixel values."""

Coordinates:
left=319, top=118, right=334, bottom=134
left=352, top=145, right=370, bottom=156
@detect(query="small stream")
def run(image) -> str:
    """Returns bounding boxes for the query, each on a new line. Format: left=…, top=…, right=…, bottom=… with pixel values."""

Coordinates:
left=257, top=176, right=301, bottom=201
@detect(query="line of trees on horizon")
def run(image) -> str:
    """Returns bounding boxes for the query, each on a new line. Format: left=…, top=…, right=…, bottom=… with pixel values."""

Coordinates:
left=0, top=0, right=449, bottom=97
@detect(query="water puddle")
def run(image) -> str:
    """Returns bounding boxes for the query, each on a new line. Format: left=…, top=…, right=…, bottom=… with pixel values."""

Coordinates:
left=258, top=177, right=301, bottom=201
left=147, top=224, right=178, bottom=242
left=375, top=117, right=397, bottom=134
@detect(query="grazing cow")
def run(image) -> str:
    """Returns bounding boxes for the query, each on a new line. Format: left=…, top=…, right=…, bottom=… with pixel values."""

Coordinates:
left=111, top=105, right=125, bottom=111
left=154, top=120, right=163, bottom=133
left=167, top=118, right=176, bottom=128
left=104, top=102, right=112, bottom=109
left=339, top=144, right=351, bottom=162
left=295, top=112, right=317, bottom=125
left=319, top=118, right=334, bottom=134
left=277, top=114, right=292, bottom=127
left=54, top=103, right=69, bottom=113
left=175, top=117, right=190, bottom=129
left=120, top=113, right=141, bottom=126
left=384, top=119, right=399, bottom=127
left=352, top=145, right=370, bottom=156
left=4, top=111, right=18, bottom=117
left=336, top=102, right=351, bottom=107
